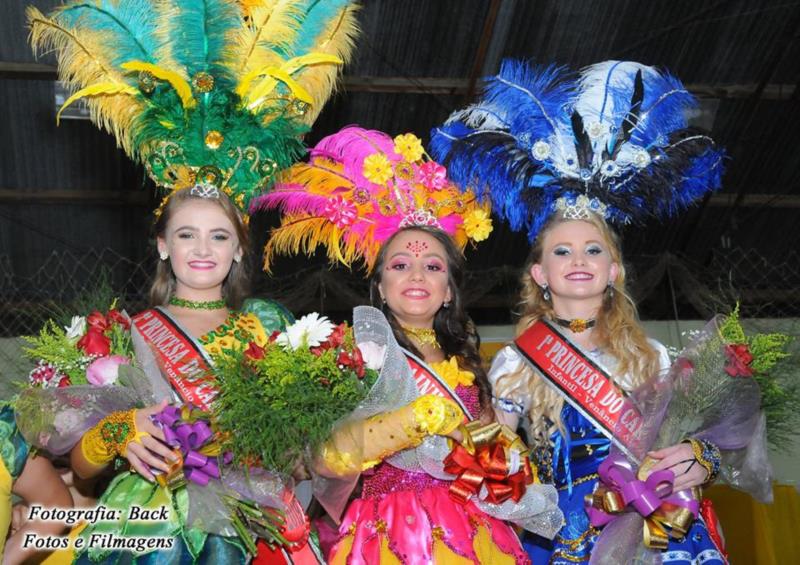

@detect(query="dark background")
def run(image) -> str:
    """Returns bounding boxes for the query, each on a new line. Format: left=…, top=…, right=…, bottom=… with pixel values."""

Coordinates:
left=2, top=0, right=799, bottom=330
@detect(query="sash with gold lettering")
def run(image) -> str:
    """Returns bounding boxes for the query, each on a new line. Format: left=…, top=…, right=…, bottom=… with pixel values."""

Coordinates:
left=514, top=320, right=643, bottom=460
left=132, top=308, right=219, bottom=412
left=402, top=349, right=471, bottom=421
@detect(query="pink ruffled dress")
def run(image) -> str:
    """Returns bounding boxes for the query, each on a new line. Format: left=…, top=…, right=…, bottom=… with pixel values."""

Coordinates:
left=329, top=384, right=530, bottom=565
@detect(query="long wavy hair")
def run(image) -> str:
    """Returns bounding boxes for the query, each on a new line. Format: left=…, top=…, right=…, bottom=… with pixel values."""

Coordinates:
left=495, top=214, right=660, bottom=443
left=369, top=226, right=491, bottom=414
left=149, top=188, right=251, bottom=309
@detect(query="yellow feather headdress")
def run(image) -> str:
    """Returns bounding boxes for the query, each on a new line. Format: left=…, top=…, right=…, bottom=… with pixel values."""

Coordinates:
left=28, top=0, right=359, bottom=213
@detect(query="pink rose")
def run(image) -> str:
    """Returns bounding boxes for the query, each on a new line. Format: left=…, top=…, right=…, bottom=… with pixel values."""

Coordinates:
left=86, top=355, right=130, bottom=386
left=356, top=341, right=385, bottom=371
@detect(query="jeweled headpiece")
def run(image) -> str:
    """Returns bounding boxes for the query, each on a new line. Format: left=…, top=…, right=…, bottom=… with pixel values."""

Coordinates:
left=431, top=60, right=725, bottom=241
left=254, top=126, right=492, bottom=271
left=29, top=0, right=359, bottom=213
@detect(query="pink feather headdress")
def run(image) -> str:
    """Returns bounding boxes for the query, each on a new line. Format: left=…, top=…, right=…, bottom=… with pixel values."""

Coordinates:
left=253, top=126, right=492, bottom=272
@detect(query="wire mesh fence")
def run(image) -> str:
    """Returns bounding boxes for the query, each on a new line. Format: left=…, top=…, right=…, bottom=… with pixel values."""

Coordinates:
left=1, top=246, right=799, bottom=380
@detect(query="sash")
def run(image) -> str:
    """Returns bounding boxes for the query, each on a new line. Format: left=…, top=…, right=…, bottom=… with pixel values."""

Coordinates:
left=513, top=320, right=643, bottom=460
left=131, top=308, right=219, bottom=412
left=402, top=349, right=471, bottom=421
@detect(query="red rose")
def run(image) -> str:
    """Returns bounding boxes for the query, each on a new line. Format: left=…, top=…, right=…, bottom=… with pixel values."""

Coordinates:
left=244, top=342, right=265, bottom=360
left=674, top=357, right=694, bottom=381
left=351, top=346, right=366, bottom=378
left=724, top=344, right=753, bottom=378
left=86, top=311, right=109, bottom=332
left=336, top=350, right=352, bottom=367
left=107, top=309, right=130, bottom=330
left=325, top=324, right=348, bottom=350
left=77, top=329, right=111, bottom=356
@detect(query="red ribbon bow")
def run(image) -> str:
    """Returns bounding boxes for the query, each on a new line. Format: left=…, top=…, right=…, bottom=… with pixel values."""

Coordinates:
left=443, top=442, right=532, bottom=505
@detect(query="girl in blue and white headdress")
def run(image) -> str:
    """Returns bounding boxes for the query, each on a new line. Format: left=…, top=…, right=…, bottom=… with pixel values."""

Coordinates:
left=432, top=60, right=770, bottom=564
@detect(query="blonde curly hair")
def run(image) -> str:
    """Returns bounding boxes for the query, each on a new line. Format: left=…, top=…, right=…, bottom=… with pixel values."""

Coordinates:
left=494, top=214, right=660, bottom=444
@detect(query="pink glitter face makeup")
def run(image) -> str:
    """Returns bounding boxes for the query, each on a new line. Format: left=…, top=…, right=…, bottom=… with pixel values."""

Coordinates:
left=379, top=230, right=452, bottom=328
left=406, top=240, right=428, bottom=257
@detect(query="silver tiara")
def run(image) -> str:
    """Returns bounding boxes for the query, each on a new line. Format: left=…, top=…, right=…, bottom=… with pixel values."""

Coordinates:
left=399, top=208, right=442, bottom=229
left=189, top=183, right=221, bottom=199
left=554, top=194, right=608, bottom=220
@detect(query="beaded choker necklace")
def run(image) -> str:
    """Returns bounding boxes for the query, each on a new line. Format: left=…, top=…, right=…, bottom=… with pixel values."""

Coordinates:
left=402, top=325, right=440, bottom=349
left=169, top=296, right=226, bottom=310
left=553, top=317, right=596, bottom=333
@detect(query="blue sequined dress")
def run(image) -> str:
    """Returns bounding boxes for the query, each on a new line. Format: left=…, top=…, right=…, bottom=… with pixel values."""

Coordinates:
left=489, top=344, right=726, bottom=565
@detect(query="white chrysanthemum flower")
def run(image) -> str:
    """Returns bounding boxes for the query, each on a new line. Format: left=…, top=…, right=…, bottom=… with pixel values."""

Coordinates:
left=64, top=316, right=86, bottom=342
left=276, top=313, right=335, bottom=350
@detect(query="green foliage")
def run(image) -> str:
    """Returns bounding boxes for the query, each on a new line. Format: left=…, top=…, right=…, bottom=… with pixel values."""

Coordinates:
left=212, top=338, right=377, bottom=475
left=718, top=303, right=746, bottom=344
left=718, top=304, right=795, bottom=449
left=748, top=333, right=791, bottom=376
left=22, top=320, right=90, bottom=385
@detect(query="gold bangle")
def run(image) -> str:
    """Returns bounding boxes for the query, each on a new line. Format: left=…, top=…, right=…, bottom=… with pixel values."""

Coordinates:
left=684, top=438, right=721, bottom=485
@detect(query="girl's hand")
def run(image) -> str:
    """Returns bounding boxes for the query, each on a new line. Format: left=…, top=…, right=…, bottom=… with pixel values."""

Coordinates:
left=125, top=400, right=178, bottom=481
left=646, top=443, right=708, bottom=491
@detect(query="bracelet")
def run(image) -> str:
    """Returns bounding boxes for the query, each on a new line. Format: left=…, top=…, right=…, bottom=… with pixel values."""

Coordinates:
left=684, top=438, right=721, bottom=485
left=81, top=409, right=143, bottom=466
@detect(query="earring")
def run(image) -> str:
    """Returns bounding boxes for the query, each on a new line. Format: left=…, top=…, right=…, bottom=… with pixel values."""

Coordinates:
left=607, top=282, right=615, bottom=300
left=159, top=251, right=168, bottom=261
left=442, top=301, right=450, bottom=309
left=541, top=284, right=551, bottom=301
left=234, top=255, right=241, bottom=263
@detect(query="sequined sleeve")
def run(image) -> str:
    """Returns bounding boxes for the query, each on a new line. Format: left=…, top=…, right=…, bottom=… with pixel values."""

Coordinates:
left=488, top=346, right=531, bottom=415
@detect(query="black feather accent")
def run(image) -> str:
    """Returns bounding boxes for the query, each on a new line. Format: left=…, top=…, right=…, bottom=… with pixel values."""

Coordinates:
left=571, top=112, right=593, bottom=170
left=610, top=70, right=645, bottom=159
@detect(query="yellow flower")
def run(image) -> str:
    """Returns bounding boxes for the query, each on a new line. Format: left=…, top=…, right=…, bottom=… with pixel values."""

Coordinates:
left=393, top=133, right=424, bottom=163
left=430, top=357, right=475, bottom=389
left=463, top=209, right=493, bottom=242
left=363, top=153, right=393, bottom=186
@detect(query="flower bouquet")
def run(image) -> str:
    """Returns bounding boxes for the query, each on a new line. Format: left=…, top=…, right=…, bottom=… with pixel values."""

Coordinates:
left=210, top=313, right=379, bottom=476
left=23, top=305, right=134, bottom=388
left=587, top=306, right=791, bottom=563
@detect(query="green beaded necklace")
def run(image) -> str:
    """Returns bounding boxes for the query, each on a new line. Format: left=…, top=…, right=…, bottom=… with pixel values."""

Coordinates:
left=169, top=296, right=227, bottom=310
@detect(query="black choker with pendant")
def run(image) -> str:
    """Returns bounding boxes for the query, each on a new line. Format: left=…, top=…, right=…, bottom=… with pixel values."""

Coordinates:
left=553, top=317, right=596, bottom=333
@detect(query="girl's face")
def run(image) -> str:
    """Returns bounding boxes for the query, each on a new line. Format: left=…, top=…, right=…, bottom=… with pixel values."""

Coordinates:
left=157, top=199, right=241, bottom=298
left=378, top=230, right=452, bottom=329
left=531, top=220, right=619, bottom=307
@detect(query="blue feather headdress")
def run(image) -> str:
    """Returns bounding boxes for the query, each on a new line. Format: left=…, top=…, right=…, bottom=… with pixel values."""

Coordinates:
left=430, top=60, right=725, bottom=241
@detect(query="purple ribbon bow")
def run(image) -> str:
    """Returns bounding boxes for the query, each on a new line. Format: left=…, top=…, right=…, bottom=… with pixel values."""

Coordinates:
left=154, top=405, right=224, bottom=486
left=586, top=452, right=700, bottom=527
